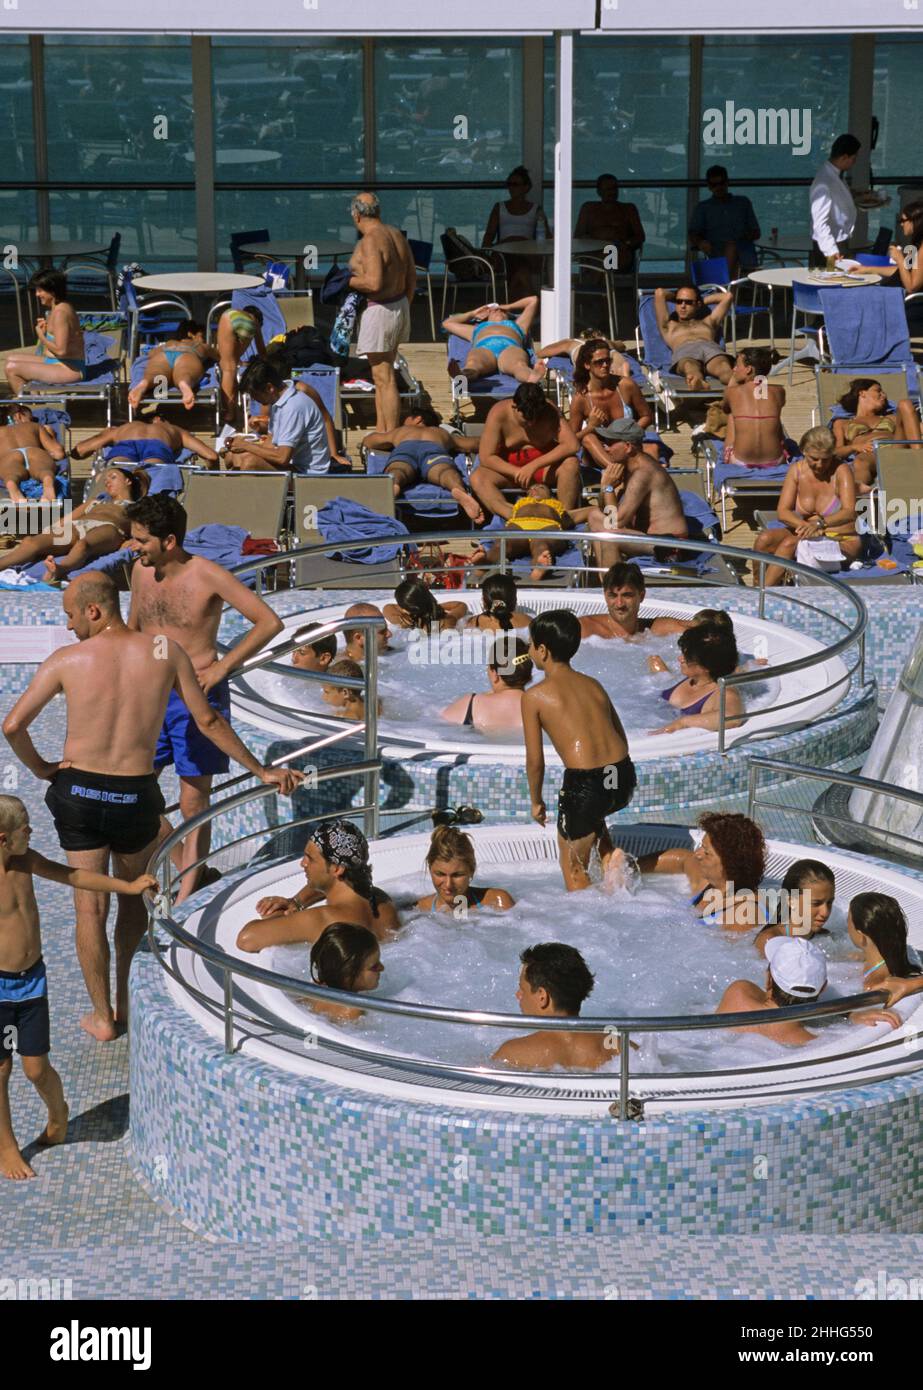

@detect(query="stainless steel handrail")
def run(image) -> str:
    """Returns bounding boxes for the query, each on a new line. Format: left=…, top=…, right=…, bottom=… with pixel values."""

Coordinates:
left=145, top=778, right=901, bottom=1119
left=220, top=528, right=868, bottom=755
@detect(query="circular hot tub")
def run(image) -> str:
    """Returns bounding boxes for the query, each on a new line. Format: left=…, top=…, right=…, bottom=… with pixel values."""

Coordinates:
left=223, top=587, right=876, bottom=824
left=129, top=824, right=923, bottom=1239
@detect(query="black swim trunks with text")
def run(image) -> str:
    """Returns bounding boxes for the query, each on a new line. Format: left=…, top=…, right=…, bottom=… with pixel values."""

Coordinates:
left=45, top=768, right=165, bottom=855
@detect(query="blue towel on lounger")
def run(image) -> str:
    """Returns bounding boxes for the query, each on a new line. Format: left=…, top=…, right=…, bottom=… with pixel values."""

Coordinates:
left=818, top=287, right=915, bottom=377
left=317, top=497, right=410, bottom=564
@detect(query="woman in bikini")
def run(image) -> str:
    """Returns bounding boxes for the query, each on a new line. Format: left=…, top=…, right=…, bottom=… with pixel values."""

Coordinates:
left=753, top=426, right=862, bottom=586
left=568, top=338, right=658, bottom=463
left=415, top=825, right=515, bottom=915
left=847, top=892, right=923, bottom=1009
left=6, top=270, right=87, bottom=396
left=639, top=811, right=768, bottom=932
left=650, top=621, right=744, bottom=735
left=463, top=571, right=531, bottom=632
left=0, top=465, right=149, bottom=579
left=215, top=305, right=265, bottom=424
left=537, top=332, right=633, bottom=380
left=127, top=320, right=218, bottom=413
left=444, top=296, right=545, bottom=385
left=441, top=636, right=534, bottom=737
left=831, top=378, right=921, bottom=491
left=383, top=575, right=467, bottom=632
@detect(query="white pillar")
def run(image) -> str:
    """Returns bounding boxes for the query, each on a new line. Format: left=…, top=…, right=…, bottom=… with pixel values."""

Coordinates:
left=551, top=30, right=574, bottom=340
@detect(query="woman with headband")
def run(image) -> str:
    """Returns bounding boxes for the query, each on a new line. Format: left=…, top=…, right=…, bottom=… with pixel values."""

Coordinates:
left=441, top=636, right=535, bottom=737
left=237, top=819, right=400, bottom=952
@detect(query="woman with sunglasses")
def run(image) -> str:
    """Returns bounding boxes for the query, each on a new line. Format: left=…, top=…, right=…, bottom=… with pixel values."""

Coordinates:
left=568, top=339, right=658, bottom=465
left=482, top=166, right=550, bottom=299
left=878, top=202, right=923, bottom=337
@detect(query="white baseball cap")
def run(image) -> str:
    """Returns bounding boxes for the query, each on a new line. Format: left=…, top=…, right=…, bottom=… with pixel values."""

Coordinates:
left=765, top=936, right=827, bottom=997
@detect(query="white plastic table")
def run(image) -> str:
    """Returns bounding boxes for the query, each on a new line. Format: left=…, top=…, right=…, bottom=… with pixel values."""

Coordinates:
left=239, top=239, right=356, bottom=291
left=133, top=273, right=265, bottom=295
left=748, top=266, right=882, bottom=374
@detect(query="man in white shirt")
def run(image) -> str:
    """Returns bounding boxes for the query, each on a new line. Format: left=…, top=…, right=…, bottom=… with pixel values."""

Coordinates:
left=810, top=133, right=861, bottom=267
left=230, top=360, right=331, bottom=474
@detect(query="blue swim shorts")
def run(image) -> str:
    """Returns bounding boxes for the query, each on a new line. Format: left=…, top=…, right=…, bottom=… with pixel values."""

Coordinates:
left=154, top=679, right=231, bottom=778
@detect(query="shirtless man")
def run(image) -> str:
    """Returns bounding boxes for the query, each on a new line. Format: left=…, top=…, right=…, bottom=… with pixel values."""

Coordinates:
left=720, top=348, right=787, bottom=468
left=238, top=820, right=400, bottom=950
left=1, top=572, right=299, bottom=1041
left=348, top=192, right=417, bottom=432
left=653, top=284, right=734, bottom=390
left=491, top=943, right=615, bottom=1071
left=126, top=495, right=284, bottom=903
left=0, top=406, right=65, bottom=503
left=523, top=609, right=636, bottom=891
left=579, top=561, right=692, bottom=640
left=71, top=414, right=219, bottom=471
left=588, top=424, right=688, bottom=567
left=715, top=937, right=828, bottom=1046
left=472, top=382, right=581, bottom=519
left=361, top=409, right=483, bottom=522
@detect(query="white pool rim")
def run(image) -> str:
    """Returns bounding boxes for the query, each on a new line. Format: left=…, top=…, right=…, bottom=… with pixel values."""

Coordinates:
left=163, top=825, right=923, bottom=1117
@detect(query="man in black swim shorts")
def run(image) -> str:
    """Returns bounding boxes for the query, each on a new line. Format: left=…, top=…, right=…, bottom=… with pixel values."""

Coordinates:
left=44, top=769, right=165, bottom=858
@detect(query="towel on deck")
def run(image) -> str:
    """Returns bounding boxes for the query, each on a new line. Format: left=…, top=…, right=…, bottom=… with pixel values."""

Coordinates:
left=317, top=496, right=410, bottom=564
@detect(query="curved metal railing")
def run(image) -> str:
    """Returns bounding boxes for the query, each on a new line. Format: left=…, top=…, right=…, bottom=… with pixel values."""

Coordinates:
left=218, top=528, right=870, bottom=753
left=145, top=775, right=907, bottom=1119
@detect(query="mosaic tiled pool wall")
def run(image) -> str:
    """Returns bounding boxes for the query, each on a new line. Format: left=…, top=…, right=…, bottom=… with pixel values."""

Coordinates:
left=128, top=945, right=923, bottom=1240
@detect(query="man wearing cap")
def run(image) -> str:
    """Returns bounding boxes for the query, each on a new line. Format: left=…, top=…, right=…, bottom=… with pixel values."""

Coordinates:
left=716, top=936, right=829, bottom=1044
left=585, top=423, right=688, bottom=566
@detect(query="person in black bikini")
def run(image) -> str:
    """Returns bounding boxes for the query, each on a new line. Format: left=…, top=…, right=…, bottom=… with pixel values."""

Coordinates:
left=522, top=610, right=636, bottom=891
left=441, top=637, right=534, bottom=737
left=415, top=825, right=515, bottom=915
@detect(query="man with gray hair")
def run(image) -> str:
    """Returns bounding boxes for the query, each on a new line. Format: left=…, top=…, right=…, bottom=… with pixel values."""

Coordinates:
left=348, top=192, right=417, bottom=431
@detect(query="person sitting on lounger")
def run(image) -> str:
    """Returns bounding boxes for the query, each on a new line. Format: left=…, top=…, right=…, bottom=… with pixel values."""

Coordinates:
left=127, top=320, right=219, bottom=413
left=589, top=423, right=689, bottom=567
left=0, top=465, right=149, bottom=580
left=469, top=484, right=597, bottom=583
left=361, top=409, right=484, bottom=522
left=471, top=383, right=581, bottom=519
left=6, top=271, right=87, bottom=396
left=0, top=405, right=66, bottom=503
left=70, top=413, right=219, bottom=471
left=444, top=296, right=545, bottom=386
left=568, top=338, right=658, bottom=464
left=720, top=348, right=788, bottom=468
left=536, top=332, right=633, bottom=380
left=831, top=378, right=922, bottom=492
left=753, top=426, right=862, bottom=585
left=653, top=284, right=734, bottom=390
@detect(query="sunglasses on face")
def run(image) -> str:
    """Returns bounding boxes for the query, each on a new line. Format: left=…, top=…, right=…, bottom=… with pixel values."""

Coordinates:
left=590, top=356, right=609, bottom=365
left=676, top=298, right=698, bottom=305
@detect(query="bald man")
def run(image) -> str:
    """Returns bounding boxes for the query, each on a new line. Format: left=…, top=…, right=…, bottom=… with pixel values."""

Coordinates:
left=347, top=191, right=417, bottom=430
left=342, top=602, right=392, bottom=663
left=2, top=573, right=300, bottom=1042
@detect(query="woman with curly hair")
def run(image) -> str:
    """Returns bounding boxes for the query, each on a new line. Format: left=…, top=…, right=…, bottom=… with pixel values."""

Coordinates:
left=639, top=811, right=768, bottom=932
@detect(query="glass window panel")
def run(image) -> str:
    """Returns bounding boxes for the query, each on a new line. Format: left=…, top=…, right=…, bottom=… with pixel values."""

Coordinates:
left=211, top=39, right=362, bottom=182
left=44, top=37, right=194, bottom=184
left=873, top=38, right=923, bottom=180
left=0, top=37, right=35, bottom=180
left=48, top=190, right=197, bottom=272
left=699, top=37, right=850, bottom=185
left=375, top=41, right=522, bottom=182
left=215, top=190, right=358, bottom=269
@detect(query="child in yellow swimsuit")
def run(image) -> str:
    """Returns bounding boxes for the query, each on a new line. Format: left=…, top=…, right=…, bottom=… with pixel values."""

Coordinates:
left=471, top=485, right=592, bottom=582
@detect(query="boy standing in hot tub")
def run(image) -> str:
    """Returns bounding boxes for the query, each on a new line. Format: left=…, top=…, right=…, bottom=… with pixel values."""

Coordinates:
left=522, top=610, right=636, bottom=892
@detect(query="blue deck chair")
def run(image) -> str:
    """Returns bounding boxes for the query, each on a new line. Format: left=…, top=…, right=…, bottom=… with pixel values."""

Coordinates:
left=699, top=435, right=794, bottom=530
left=406, top=237, right=436, bottom=341
left=12, top=313, right=126, bottom=425
left=127, top=344, right=221, bottom=432
left=818, top=287, right=919, bottom=397
left=446, top=333, right=526, bottom=411
left=754, top=511, right=905, bottom=586
left=636, top=292, right=729, bottom=429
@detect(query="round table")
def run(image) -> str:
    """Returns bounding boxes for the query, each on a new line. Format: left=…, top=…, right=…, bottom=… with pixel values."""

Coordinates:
left=240, top=239, right=356, bottom=291
left=748, top=266, right=882, bottom=374
left=16, top=240, right=109, bottom=267
left=184, top=149, right=281, bottom=167
left=132, top=272, right=265, bottom=324
left=492, top=237, right=606, bottom=257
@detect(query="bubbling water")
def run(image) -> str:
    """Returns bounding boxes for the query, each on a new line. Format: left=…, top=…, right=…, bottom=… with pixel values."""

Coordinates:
left=250, top=626, right=780, bottom=747
left=270, top=863, right=863, bottom=1072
